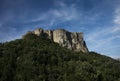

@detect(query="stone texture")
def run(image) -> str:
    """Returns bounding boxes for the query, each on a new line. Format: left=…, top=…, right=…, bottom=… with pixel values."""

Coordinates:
left=44, top=30, right=53, bottom=40
left=30, top=28, right=89, bottom=53
left=33, top=28, right=43, bottom=36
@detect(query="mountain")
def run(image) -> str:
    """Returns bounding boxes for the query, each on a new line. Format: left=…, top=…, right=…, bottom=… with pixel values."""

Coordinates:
left=23, top=28, right=88, bottom=53
left=0, top=31, right=120, bottom=81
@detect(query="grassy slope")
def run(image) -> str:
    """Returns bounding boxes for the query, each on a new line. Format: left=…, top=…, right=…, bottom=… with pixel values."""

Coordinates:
left=0, top=33, right=120, bottom=81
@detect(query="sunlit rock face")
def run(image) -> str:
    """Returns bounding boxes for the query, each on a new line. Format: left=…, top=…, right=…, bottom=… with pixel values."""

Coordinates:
left=31, top=28, right=89, bottom=53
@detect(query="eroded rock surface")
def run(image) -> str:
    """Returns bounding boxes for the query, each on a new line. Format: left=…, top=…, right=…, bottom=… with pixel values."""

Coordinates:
left=28, top=28, right=89, bottom=53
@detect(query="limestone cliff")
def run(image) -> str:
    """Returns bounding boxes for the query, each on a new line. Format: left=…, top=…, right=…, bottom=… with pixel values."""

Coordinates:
left=28, top=28, right=89, bottom=53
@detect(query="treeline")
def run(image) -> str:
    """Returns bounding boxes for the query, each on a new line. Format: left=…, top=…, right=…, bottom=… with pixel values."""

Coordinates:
left=0, top=33, right=120, bottom=81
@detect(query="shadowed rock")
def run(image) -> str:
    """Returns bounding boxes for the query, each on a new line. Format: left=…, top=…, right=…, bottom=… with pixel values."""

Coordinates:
left=25, top=28, right=89, bottom=53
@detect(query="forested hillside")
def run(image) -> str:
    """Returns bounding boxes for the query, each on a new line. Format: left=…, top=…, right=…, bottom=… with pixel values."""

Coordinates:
left=0, top=33, right=120, bottom=81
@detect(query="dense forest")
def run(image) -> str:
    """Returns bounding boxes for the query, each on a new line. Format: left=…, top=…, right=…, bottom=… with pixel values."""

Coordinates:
left=0, top=33, right=120, bottom=81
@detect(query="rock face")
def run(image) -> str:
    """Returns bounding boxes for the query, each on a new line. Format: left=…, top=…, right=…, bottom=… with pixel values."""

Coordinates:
left=30, top=28, right=89, bottom=53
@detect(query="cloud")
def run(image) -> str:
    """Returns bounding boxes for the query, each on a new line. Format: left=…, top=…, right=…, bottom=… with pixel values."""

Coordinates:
left=24, top=0, right=104, bottom=31
left=0, top=0, right=119, bottom=58
left=0, top=27, right=18, bottom=42
left=114, top=8, right=120, bottom=24
left=113, top=7, right=120, bottom=33
left=112, top=26, right=120, bottom=33
left=0, top=22, right=31, bottom=42
left=85, top=4, right=120, bottom=58
left=85, top=25, right=120, bottom=58
left=25, top=1, right=80, bottom=28
left=116, top=35, right=120, bottom=38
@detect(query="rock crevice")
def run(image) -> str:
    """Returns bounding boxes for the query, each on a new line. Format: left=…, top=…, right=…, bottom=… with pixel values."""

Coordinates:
left=30, top=28, right=89, bottom=53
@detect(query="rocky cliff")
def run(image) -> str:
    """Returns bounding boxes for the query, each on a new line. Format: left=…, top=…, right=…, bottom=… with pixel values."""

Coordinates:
left=27, top=28, right=89, bottom=53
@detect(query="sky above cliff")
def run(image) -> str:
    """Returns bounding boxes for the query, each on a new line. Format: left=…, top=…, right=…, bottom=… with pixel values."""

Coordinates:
left=0, top=0, right=120, bottom=58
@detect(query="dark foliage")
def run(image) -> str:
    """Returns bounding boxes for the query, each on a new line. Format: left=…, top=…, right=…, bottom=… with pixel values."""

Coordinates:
left=0, top=33, right=120, bottom=81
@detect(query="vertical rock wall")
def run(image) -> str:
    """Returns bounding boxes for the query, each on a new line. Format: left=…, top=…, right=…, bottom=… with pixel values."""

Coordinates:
left=32, top=28, right=89, bottom=53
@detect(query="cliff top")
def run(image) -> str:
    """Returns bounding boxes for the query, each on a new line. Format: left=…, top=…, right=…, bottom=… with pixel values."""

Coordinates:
left=34, top=28, right=83, bottom=34
left=23, top=28, right=88, bottom=53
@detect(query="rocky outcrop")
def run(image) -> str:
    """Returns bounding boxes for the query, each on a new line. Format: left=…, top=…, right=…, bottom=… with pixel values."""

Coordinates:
left=29, top=28, right=89, bottom=53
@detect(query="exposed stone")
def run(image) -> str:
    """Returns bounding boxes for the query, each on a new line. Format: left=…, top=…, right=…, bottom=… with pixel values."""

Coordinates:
left=44, top=30, right=53, bottom=40
left=28, top=28, right=89, bottom=53
left=33, top=28, right=43, bottom=36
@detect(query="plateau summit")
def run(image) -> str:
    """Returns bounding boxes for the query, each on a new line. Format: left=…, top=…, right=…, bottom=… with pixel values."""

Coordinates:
left=23, top=28, right=89, bottom=53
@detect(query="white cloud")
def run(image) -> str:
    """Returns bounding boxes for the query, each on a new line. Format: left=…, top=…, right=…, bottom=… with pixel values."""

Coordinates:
left=114, top=8, right=120, bottom=24
left=26, top=1, right=79, bottom=27
left=86, top=26, right=120, bottom=52
left=112, top=26, right=120, bottom=33
left=85, top=5, right=120, bottom=58
left=116, top=35, right=120, bottom=38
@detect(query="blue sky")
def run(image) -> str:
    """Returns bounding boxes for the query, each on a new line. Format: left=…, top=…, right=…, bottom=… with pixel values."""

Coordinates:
left=0, top=0, right=120, bottom=58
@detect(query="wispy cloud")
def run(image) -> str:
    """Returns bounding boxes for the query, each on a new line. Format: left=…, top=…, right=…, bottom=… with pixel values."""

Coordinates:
left=85, top=4, right=120, bottom=58
left=0, top=0, right=119, bottom=58
left=113, top=6, right=120, bottom=34
left=112, top=26, right=120, bottom=33
left=24, top=0, right=104, bottom=31
left=0, top=27, right=18, bottom=42
left=114, top=8, right=120, bottom=24
left=85, top=26, right=120, bottom=58
left=28, top=1, right=79, bottom=27
left=0, top=23, right=30, bottom=42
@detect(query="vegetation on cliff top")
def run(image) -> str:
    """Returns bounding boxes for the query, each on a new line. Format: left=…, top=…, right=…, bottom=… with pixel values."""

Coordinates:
left=0, top=33, right=120, bottom=81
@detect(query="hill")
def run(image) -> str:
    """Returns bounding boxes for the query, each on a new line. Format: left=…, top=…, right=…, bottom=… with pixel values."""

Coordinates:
left=25, top=28, right=89, bottom=53
left=0, top=33, right=120, bottom=81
